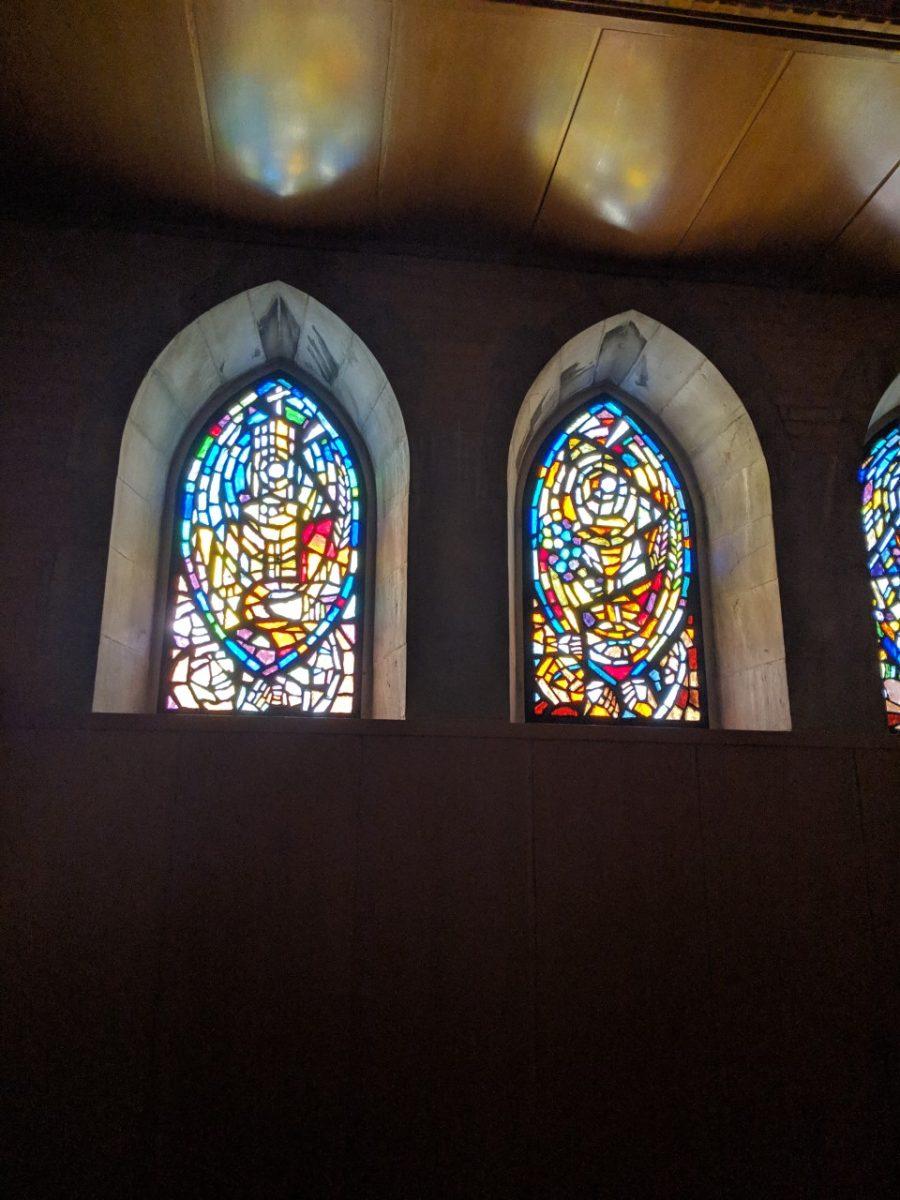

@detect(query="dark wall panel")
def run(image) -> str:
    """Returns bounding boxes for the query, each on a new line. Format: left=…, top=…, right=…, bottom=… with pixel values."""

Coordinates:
left=153, top=730, right=361, bottom=1194
left=698, top=744, right=878, bottom=1195
left=532, top=739, right=717, bottom=1196
left=2, top=724, right=896, bottom=1197
left=352, top=734, right=533, bottom=1197
left=1, top=730, right=177, bottom=1195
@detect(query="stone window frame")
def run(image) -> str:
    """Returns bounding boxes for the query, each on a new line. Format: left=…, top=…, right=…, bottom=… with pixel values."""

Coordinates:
left=868, top=372, right=900, bottom=441
left=508, top=309, right=791, bottom=731
left=94, top=282, right=408, bottom=718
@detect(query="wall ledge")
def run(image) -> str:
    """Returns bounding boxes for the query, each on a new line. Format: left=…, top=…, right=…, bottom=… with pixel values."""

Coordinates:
left=4, top=712, right=897, bottom=752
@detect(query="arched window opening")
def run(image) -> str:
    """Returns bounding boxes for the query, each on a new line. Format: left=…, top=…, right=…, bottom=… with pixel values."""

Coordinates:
left=95, top=282, right=408, bottom=717
left=859, top=419, right=900, bottom=732
left=508, top=310, right=790, bottom=730
left=524, top=394, right=706, bottom=723
left=164, top=373, right=367, bottom=714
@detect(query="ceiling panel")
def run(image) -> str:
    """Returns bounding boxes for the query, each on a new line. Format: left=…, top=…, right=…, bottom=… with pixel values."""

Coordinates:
left=829, top=161, right=900, bottom=278
left=0, top=0, right=896, bottom=283
left=379, top=0, right=599, bottom=240
left=0, top=0, right=214, bottom=205
left=677, top=50, right=900, bottom=262
left=193, top=0, right=392, bottom=226
left=536, top=27, right=787, bottom=259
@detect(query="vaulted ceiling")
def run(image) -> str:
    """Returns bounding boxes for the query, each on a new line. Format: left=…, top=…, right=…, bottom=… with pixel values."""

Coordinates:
left=1, top=1, right=898, bottom=285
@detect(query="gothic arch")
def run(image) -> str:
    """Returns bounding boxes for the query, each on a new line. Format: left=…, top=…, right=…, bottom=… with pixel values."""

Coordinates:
left=868, top=372, right=900, bottom=437
left=94, top=282, right=408, bottom=717
left=508, top=310, right=790, bottom=730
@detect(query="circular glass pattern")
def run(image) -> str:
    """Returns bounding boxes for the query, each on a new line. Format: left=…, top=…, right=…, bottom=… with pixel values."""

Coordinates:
left=163, top=376, right=364, bottom=713
left=526, top=397, right=703, bottom=722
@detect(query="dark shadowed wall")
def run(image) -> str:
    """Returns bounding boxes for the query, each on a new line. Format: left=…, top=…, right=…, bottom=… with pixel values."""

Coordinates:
left=2, top=721, right=898, bottom=1197
left=0, top=218, right=898, bottom=729
left=1, top=220, right=898, bottom=1198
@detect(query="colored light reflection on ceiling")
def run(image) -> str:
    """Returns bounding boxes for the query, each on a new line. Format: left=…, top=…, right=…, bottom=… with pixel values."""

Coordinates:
left=210, top=8, right=378, bottom=198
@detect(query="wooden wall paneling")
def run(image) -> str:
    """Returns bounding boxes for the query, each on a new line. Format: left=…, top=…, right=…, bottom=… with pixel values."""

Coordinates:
left=698, top=744, right=880, bottom=1196
left=351, top=733, right=534, bottom=1196
left=0, top=729, right=178, bottom=1195
left=152, top=729, right=361, bottom=1195
left=536, top=27, right=788, bottom=259
left=192, top=0, right=392, bottom=226
left=379, top=0, right=600, bottom=243
left=531, top=738, right=716, bottom=1197
left=1, top=725, right=897, bottom=1193
left=0, top=0, right=215, bottom=205
left=853, top=746, right=900, bottom=1193
left=854, top=747, right=900, bottom=987
left=677, top=50, right=900, bottom=264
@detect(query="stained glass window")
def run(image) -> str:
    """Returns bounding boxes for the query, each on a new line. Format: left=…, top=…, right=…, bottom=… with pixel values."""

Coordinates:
left=859, top=420, right=900, bottom=732
left=524, top=396, right=704, bottom=723
left=163, top=375, right=365, bottom=714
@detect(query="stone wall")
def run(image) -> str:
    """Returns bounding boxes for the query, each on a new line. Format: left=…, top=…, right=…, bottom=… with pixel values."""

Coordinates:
left=0, top=218, right=897, bottom=730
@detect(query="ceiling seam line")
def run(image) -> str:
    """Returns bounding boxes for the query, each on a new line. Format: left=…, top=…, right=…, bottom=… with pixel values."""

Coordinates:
left=376, top=0, right=399, bottom=227
left=668, top=47, right=794, bottom=261
left=182, top=0, right=219, bottom=205
left=823, top=158, right=900, bottom=252
left=528, top=25, right=604, bottom=236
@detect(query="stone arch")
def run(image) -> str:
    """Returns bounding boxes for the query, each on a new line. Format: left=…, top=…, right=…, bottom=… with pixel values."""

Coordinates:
left=94, top=282, right=408, bottom=717
left=868, top=372, right=900, bottom=436
left=508, top=310, right=790, bottom=730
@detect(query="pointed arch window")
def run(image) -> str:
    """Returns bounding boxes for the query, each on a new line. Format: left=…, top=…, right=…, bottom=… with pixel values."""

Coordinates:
left=859, top=419, right=900, bottom=732
left=163, top=373, right=367, bottom=714
left=523, top=394, right=706, bottom=724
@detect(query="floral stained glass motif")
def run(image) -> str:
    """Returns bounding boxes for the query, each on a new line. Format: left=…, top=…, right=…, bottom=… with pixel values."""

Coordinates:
left=525, top=397, right=704, bottom=722
left=859, top=421, right=900, bottom=731
left=164, top=376, right=364, bottom=714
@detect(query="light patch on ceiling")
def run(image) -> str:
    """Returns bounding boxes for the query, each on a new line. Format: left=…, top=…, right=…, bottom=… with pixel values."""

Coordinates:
left=211, top=8, right=377, bottom=198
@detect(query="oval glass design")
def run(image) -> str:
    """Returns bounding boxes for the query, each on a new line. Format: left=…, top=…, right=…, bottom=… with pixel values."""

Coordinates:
left=524, top=396, right=704, bottom=722
left=859, top=420, right=900, bottom=732
left=163, top=375, right=365, bottom=713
